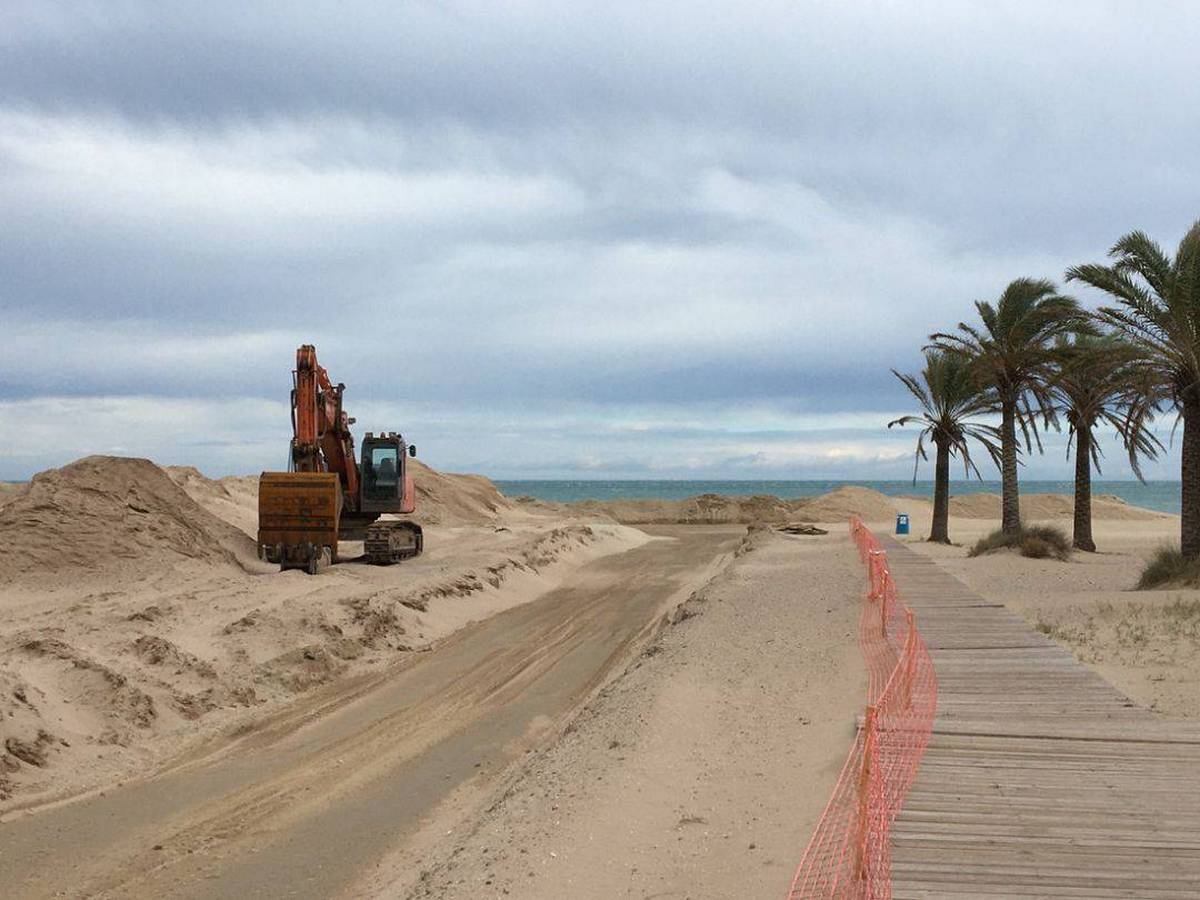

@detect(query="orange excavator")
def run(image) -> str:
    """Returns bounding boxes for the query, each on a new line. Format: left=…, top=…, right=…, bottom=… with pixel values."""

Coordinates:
left=256, top=344, right=423, bottom=573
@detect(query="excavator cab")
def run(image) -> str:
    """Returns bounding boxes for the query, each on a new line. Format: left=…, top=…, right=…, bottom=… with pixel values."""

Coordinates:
left=359, top=433, right=418, bottom=514
left=357, top=432, right=422, bottom=564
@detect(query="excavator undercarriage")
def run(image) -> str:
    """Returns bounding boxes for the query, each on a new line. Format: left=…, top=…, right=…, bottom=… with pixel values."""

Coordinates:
left=364, top=520, right=424, bottom=565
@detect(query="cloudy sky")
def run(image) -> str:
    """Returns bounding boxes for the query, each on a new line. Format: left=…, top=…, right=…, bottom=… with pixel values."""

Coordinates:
left=2, top=2, right=1197, bottom=481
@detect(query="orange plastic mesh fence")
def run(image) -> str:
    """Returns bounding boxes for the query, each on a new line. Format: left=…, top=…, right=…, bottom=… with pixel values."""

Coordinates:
left=786, top=517, right=938, bottom=899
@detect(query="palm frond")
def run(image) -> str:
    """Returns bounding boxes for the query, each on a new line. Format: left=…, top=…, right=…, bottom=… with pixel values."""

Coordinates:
left=1070, top=222, right=1200, bottom=416
left=890, top=350, right=998, bottom=483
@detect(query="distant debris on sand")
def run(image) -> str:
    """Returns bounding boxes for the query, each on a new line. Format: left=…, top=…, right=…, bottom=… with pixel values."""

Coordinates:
left=777, top=523, right=829, bottom=535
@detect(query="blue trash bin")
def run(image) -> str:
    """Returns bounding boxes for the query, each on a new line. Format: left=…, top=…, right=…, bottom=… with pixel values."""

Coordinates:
left=895, top=513, right=910, bottom=535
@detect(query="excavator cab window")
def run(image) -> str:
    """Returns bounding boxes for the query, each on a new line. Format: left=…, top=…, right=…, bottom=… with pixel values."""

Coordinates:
left=363, top=444, right=401, bottom=500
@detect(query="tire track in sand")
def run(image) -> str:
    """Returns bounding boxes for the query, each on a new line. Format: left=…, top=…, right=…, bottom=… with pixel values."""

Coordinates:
left=0, top=526, right=743, bottom=899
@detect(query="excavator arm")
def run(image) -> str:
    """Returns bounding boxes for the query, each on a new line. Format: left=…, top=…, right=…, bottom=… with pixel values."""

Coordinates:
left=291, top=344, right=360, bottom=509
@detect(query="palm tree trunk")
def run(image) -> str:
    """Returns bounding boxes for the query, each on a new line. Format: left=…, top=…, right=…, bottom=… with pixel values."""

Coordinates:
left=930, top=437, right=951, bottom=543
left=1182, top=395, right=1200, bottom=560
left=1000, top=397, right=1021, bottom=535
left=1072, top=427, right=1095, bottom=552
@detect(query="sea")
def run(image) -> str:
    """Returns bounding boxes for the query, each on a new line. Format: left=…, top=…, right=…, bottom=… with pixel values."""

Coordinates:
left=495, top=480, right=1184, bottom=515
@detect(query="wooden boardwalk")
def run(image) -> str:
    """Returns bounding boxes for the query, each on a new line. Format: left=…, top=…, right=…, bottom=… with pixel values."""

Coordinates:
left=880, top=538, right=1200, bottom=899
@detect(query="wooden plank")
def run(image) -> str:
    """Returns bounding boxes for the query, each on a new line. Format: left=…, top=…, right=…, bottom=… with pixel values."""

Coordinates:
left=877, top=538, right=1200, bottom=896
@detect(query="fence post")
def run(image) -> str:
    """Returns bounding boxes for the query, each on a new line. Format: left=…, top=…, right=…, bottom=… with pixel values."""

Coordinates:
left=903, top=608, right=917, bottom=710
left=880, top=574, right=891, bottom=637
left=856, top=703, right=878, bottom=883
left=868, top=550, right=885, bottom=601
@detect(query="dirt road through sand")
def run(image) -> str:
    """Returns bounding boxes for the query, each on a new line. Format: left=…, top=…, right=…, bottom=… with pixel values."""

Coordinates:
left=397, top=528, right=866, bottom=899
left=0, top=526, right=742, bottom=899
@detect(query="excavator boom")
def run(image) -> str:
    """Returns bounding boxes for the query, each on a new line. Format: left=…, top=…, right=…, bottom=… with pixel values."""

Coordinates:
left=292, top=344, right=360, bottom=502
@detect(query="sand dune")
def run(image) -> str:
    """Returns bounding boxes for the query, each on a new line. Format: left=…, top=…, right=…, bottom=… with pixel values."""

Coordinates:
left=569, top=485, right=901, bottom=525
left=0, top=455, right=643, bottom=809
left=167, top=458, right=526, bottom=535
left=0, top=457, right=1175, bottom=813
left=570, top=493, right=793, bottom=525
left=406, top=459, right=523, bottom=525
left=794, top=485, right=899, bottom=522
left=0, top=454, right=1186, bottom=895
left=0, top=456, right=254, bottom=582
left=567, top=484, right=1171, bottom=527
left=896, top=490, right=1169, bottom=522
left=166, top=466, right=260, bottom=537
left=947, top=491, right=1166, bottom=521
left=0, top=481, right=27, bottom=508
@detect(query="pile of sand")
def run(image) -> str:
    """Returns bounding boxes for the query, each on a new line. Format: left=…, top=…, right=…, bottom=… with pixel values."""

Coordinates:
left=168, top=459, right=520, bottom=531
left=0, top=456, right=255, bottom=580
left=408, top=459, right=520, bottom=526
left=793, top=486, right=898, bottom=523
left=0, top=455, right=642, bottom=810
left=166, top=467, right=260, bottom=537
left=0, top=482, right=26, bottom=509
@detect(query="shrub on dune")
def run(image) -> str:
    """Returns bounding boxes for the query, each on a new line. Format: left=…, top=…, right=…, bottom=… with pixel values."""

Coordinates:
left=969, top=525, right=1071, bottom=561
left=1136, top=546, right=1200, bottom=589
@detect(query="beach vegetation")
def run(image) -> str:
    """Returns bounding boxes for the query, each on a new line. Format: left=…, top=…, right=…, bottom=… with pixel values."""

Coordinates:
left=1067, top=221, right=1200, bottom=560
left=930, top=279, right=1085, bottom=537
left=1048, top=331, right=1162, bottom=552
left=1136, top=546, right=1200, bottom=589
left=888, top=351, right=1000, bottom=544
left=969, top=524, right=1071, bottom=561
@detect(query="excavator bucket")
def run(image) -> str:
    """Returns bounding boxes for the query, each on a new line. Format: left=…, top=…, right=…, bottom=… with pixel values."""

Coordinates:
left=257, top=472, right=342, bottom=573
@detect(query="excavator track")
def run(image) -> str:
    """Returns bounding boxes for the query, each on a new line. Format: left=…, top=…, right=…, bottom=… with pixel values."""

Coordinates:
left=364, top=520, right=424, bottom=565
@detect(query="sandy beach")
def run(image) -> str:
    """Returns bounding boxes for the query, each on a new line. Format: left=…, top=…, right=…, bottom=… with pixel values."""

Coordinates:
left=0, top=457, right=647, bottom=811
left=1, top=457, right=1196, bottom=897
left=10, top=6, right=1199, bottom=895
left=387, top=526, right=866, bottom=899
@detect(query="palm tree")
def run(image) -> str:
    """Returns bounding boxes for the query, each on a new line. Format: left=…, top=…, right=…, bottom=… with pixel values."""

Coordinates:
left=1049, top=331, right=1162, bottom=552
left=889, top=351, right=1001, bottom=544
left=1066, top=222, right=1200, bottom=558
left=930, top=279, right=1085, bottom=535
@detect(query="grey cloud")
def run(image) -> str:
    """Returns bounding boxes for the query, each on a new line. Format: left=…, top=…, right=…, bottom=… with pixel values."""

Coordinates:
left=1, top=2, right=1197, bottom=478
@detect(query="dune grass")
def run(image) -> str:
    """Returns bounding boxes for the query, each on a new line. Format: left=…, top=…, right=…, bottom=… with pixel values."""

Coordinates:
left=1136, top=546, right=1200, bottom=590
left=1032, top=596, right=1200, bottom=657
left=968, top=525, right=1071, bottom=561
